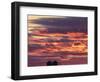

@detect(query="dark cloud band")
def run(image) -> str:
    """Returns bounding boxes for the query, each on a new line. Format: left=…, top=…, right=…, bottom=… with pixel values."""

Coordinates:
left=31, top=16, right=88, bottom=33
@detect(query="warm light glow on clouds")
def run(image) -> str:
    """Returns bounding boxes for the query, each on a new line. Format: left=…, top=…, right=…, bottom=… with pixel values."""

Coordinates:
left=28, top=15, right=64, bottom=20
left=28, top=15, right=88, bottom=66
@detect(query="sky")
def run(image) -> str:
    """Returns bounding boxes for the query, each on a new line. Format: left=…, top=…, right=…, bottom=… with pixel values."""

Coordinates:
left=28, top=15, right=88, bottom=66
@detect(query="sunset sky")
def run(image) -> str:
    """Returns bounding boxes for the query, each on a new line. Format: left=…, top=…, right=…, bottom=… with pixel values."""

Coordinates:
left=28, top=15, right=88, bottom=66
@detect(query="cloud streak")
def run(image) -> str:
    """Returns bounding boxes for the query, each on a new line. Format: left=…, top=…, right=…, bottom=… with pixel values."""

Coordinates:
left=30, top=17, right=87, bottom=33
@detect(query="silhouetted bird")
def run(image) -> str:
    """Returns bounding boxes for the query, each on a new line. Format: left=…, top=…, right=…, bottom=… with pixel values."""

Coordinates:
left=53, top=61, right=58, bottom=65
left=46, top=61, right=58, bottom=66
left=47, top=61, right=52, bottom=66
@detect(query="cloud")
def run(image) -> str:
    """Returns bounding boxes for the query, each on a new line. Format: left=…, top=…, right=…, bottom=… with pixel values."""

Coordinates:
left=31, top=17, right=88, bottom=33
